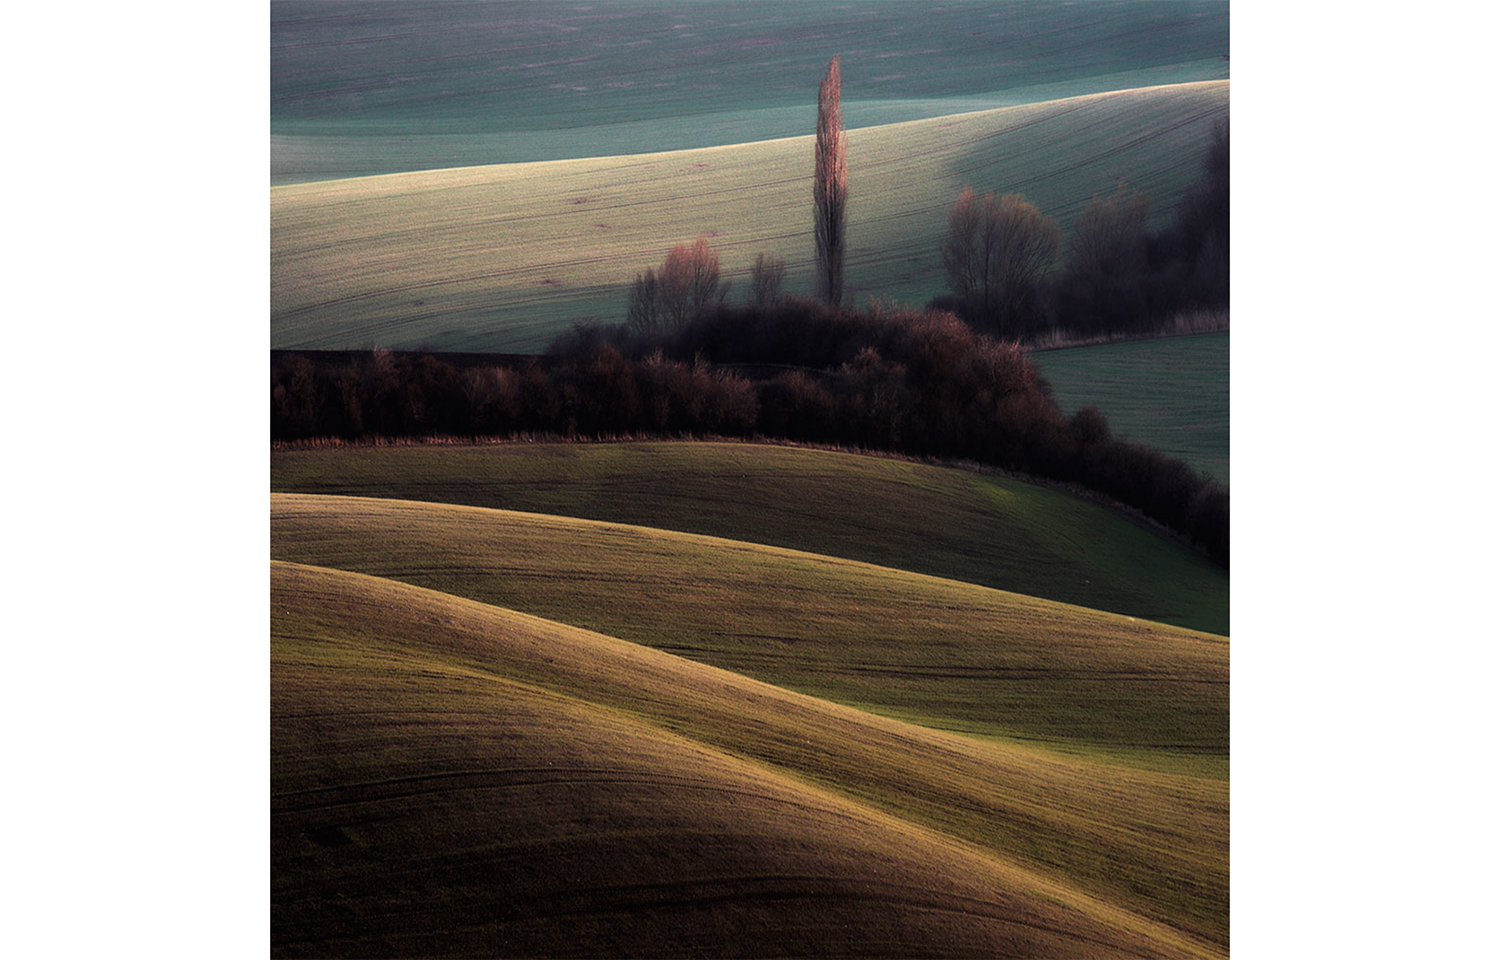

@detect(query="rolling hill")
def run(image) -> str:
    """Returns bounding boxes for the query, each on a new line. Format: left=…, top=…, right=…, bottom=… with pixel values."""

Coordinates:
left=271, top=80, right=1229, bottom=352
left=270, top=4, right=1230, bottom=954
left=273, top=559, right=1227, bottom=956
left=270, top=492, right=1228, bottom=762
left=271, top=441, right=1228, bottom=635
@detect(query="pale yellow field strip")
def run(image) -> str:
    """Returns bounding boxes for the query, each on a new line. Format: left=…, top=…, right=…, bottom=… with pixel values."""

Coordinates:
left=271, top=81, right=1228, bottom=351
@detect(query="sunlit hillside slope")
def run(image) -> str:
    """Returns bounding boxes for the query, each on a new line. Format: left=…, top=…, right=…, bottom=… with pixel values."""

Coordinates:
left=272, top=560, right=1227, bottom=955
left=271, top=441, right=1228, bottom=634
left=270, top=493, right=1228, bottom=761
left=272, top=81, right=1228, bottom=352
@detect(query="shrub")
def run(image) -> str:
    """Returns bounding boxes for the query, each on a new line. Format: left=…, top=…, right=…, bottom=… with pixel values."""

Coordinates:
left=837, top=346, right=910, bottom=446
left=565, top=342, right=640, bottom=435
left=517, top=360, right=560, bottom=431
left=638, top=349, right=684, bottom=433
left=1070, top=405, right=1112, bottom=446
left=759, top=370, right=835, bottom=440
left=705, top=366, right=760, bottom=435
left=272, top=354, right=320, bottom=437
left=335, top=361, right=365, bottom=435
left=464, top=366, right=521, bottom=433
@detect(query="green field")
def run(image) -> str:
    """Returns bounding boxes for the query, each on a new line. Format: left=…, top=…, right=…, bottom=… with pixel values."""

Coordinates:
left=272, top=0, right=1229, bottom=182
left=271, top=441, right=1228, bottom=635
left=272, top=80, right=1229, bottom=352
left=1032, top=332, right=1230, bottom=484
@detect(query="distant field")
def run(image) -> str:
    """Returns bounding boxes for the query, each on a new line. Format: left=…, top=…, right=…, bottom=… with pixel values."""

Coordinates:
left=271, top=441, right=1228, bottom=635
left=273, top=560, right=1228, bottom=953
left=272, top=80, right=1228, bottom=352
left=1033, top=332, right=1229, bottom=484
left=272, top=0, right=1229, bottom=181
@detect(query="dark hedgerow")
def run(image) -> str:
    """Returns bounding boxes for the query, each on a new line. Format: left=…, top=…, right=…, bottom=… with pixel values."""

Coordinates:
left=271, top=300, right=1227, bottom=565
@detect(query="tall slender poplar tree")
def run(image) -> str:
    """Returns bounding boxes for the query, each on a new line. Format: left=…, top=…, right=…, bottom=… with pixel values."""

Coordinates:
left=814, top=55, right=847, bottom=308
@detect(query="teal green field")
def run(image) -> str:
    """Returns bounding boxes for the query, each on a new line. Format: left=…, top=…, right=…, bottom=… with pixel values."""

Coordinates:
left=273, top=0, right=1229, bottom=182
left=1032, top=333, right=1230, bottom=484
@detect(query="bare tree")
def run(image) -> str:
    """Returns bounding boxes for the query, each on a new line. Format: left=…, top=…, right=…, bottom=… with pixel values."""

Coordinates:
left=940, top=187, right=988, bottom=305
left=1174, top=117, right=1229, bottom=304
left=630, top=237, right=724, bottom=334
left=940, top=188, right=1060, bottom=335
left=814, top=55, right=847, bottom=308
left=1067, top=183, right=1149, bottom=281
left=626, top=268, right=664, bottom=334
left=749, top=252, right=786, bottom=307
left=659, top=237, right=724, bottom=326
left=1060, top=183, right=1151, bottom=336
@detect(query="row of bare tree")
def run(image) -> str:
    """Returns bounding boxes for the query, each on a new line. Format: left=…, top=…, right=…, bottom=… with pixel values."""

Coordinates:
left=938, top=119, right=1229, bottom=338
left=272, top=298, right=1228, bottom=564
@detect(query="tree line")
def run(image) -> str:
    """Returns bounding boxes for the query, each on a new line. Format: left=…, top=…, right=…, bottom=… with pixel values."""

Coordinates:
left=272, top=298, right=1228, bottom=565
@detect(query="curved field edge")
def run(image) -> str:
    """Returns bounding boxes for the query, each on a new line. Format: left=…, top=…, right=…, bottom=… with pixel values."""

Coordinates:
left=270, top=441, right=1228, bottom=635
left=272, top=67, right=1229, bottom=184
left=273, top=560, right=1228, bottom=954
left=270, top=493, right=1227, bottom=764
left=271, top=81, right=1229, bottom=352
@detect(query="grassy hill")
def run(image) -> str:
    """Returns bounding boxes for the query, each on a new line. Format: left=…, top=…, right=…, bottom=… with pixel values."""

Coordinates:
left=273, top=560, right=1228, bottom=955
left=1033, top=332, right=1230, bottom=484
left=271, top=441, right=1228, bottom=635
left=272, top=0, right=1229, bottom=182
left=272, top=80, right=1229, bottom=352
left=271, top=492, right=1227, bottom=762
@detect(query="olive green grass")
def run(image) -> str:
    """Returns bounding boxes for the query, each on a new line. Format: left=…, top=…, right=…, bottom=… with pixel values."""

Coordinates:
left=273, top=560, right=1227, bottom=956
left=272, top=442, right=1228, bottom=635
